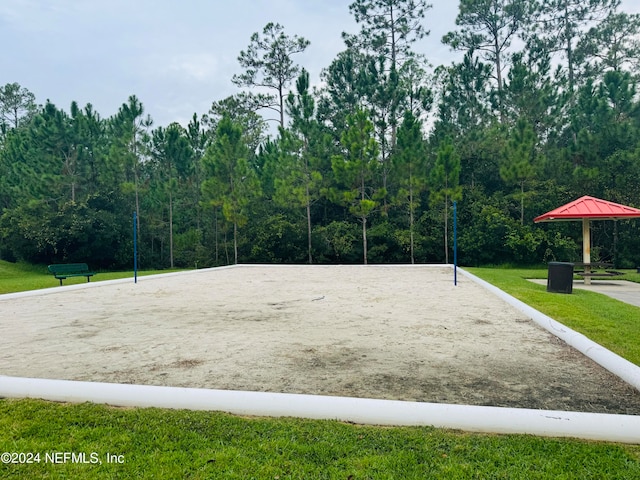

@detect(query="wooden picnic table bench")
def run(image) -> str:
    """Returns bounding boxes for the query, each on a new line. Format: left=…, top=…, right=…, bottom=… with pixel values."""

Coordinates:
left=47, top=263, right=95, bottom=286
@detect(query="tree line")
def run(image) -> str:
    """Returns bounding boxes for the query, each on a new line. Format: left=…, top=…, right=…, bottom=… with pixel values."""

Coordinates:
left=2, top=0, right=640, bottom=270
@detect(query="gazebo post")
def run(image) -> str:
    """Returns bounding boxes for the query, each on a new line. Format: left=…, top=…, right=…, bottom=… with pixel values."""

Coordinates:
left=582, top=218, right=591, bottom=286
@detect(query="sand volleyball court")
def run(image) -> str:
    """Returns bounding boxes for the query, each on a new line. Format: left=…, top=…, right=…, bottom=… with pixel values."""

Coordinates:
left=1, top=265, right=639, bottom=414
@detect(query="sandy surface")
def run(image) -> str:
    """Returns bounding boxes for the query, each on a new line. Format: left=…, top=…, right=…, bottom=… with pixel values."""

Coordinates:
left=1, top=265, right=639, bottom=414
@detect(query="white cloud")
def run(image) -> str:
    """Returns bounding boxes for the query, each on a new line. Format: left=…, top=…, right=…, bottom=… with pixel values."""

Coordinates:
left=160, top=53, right=220, bottom=82
left=1, top=0, right=638, bottom=128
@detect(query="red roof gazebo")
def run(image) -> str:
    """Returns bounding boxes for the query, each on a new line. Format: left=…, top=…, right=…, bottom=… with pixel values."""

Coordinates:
left=534, top=196, right=640, bottom=284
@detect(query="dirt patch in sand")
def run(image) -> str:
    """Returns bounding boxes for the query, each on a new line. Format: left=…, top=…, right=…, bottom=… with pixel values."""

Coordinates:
left=1, top=265, right=639, bottom=414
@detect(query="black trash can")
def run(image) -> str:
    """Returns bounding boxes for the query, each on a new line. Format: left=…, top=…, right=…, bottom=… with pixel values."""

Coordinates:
left=547, top=262, right=574, bottom=294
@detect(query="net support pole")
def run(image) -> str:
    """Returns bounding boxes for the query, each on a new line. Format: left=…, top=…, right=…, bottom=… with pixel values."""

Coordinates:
left=133, top=211, right=138, bottom=284
left=453, top=201, right=457, bottom=286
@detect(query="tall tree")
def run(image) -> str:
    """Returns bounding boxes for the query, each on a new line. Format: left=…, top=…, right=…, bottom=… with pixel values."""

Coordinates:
left=1, top=100, right=104, bottom=210
left=0, top=114, right=52, bottom=210
left=392, top=110, right=427, bottom=263
left=398, top=53, right=433, bottom=119
left=201, top=116, right=261, bottom=264
left=575, top=11, right=640, bottom=79
left=343, top=0, right=432, bottom=69
left=530, top=0, right=620, bottom=92
left=33, top=101, right=85, bottom=202
left=433, top=52, right=492, bottom=138
left=362, top=56, right=400, bottom=212
left=322, top=53, right=419, bottom=215
left=273, top=69, right=325, bottom=264
left=74, top=103, right=107, bottom=192
left=185, top=113, right=208, bottom=231
left=569, top=71, right=638, bottom=177
left=110, top=95, right=153, bottom=240
left=343, top=0, right=432, bottom=198
left=205, top=94, right=267, bottom=155
left=0, top=83, right=37, bottom=131
left=500, top=118, right=538, bottom=224
left=430, top=137, right=462, bottom=264
left=232, top=22, right=310, bottom=128
left=203, top=96, right=266, bottom=264
left=317, top=48, right=370, bottom=135
left=443, top=0, right=530, bottom=115
left=330, top=109, right=380, bottom=264
left=151, top=123, right=193, bottom=268
left=502, top=51, right=559, bottom=139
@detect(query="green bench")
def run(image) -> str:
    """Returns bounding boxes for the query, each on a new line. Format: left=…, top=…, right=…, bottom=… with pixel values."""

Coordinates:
left=47, top=263, right=95, bottom=286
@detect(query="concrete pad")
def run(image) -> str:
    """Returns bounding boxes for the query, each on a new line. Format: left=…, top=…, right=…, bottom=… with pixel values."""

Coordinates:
left=529, top=279, right=640, bottom=308
left=573, top=280, right=640, bottom=308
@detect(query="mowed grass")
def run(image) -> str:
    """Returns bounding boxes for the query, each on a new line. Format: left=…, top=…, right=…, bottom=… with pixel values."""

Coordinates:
left=0, top=260, right=183, bottom=294
left=1, top=399, right=639, bottom=479
left=1, top=261, right=640, bottom=478
left=467, top=267, right=640, bottom=367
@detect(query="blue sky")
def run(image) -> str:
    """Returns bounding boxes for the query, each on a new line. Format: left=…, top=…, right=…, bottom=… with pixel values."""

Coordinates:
left=1, top=0, right=638, bottom=128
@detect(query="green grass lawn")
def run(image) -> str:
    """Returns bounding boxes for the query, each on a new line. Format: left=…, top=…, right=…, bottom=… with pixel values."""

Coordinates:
left=1, top=261, right=640, bottom=478
left=1, top=399, right=639, bottom=479
left=0, top=260, right=184, bottom=294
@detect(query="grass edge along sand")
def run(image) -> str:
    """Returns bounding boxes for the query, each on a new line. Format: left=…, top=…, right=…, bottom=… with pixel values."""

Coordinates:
left=0, top=260, right=184, bottom=294
left=468, top=267, right=640, bottom=367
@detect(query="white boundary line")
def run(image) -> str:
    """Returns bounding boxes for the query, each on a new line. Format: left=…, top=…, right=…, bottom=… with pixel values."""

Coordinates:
left=1, top=376, right=639, bottom=443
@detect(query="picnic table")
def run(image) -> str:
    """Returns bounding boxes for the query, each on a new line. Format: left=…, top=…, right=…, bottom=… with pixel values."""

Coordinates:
left=572, top=262, right=624, bottom=278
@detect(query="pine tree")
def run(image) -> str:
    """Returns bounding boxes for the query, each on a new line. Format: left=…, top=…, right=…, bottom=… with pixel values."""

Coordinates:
left=330, top=109, right=380, bottom=264
left=201, top=116, right=261, bottom=264
left=392, top=110, right=427, bottom=263
left=430, top=138, right=462, bottom=264
left=232, top=23, right=310, bottom=128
